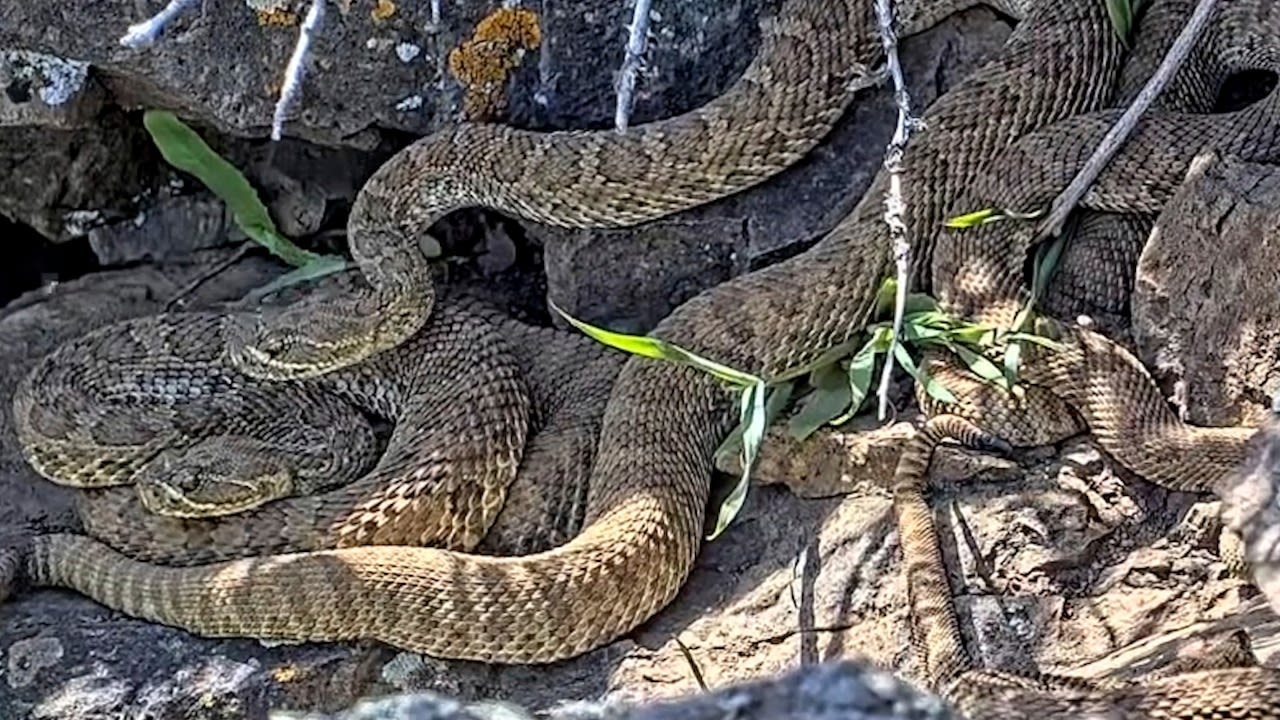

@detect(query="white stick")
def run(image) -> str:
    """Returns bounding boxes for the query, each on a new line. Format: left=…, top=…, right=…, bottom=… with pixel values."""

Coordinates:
left=871, top=0, right=920, bottom=421
left=1039, top=0, right=1219, bottom=238
left=272, top=0, right=326, bottom=141
left=614, top=0, right=653, bottom=132
left=119, top=0, right=200, bottom=49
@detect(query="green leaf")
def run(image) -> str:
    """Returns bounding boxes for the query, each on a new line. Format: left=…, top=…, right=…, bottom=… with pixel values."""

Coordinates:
left=787, top=363, right=853, bottom=440
left=902, top=322, right=950, bottom=344
left=708, top=379, right=770, bottom=540
left=873, top=277, right=898, bottom=317
left=947, top=342, right=1008, bottom=389
left=945, top=206, right=1049, bottom=230
left=550, top=301, right=760, bottom=388
left=893, top=343, right=957, bottom=405
left=868, top=326, right=895, bottom=353
left=1002, top=339, right=1023, bottom=386
left=142, top=110, right=320, bottom=269
left=717, top=380, right=794, bottom=468
left=771, top=337, right=862, bottom=384
left=242, top=254, right=351, bottom=303
left=905, top=310, right=958, bottom=330
left=1010, top=227, right=1069, bottom=333
left=1003, top=331, right=1067, bottom=352
left=837, top=343, right=877, bottom=423
left=1106, top=0, right=1136, bottom=46
left=944, top=207, right=1004, bottom=229
left=948, top=324, right=998, bottom=346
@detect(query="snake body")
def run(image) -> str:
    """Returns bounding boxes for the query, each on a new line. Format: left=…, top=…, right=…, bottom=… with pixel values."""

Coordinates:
left=13, top=311, right=386, bottom=518
left=921, top=0, right=1280, bottom=486
left=6, top=3, right=1280, bottom=701
left=7, top=0, right=1043, bottom=660
left=223, top=0, right=1031, bottom=380
left=14, top=299, right=539, bottom=559
left=10, top=294, right=622, bottom=567
left=892, top=416, right=1280, bottom=719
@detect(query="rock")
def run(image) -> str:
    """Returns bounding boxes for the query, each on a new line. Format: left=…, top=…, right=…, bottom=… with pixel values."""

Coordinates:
left=87, top=195, right=234, bottom=266
left=538, top=9, right=1014, bottom=330
left=715, top=411, right=1019, bottom=500
left=1132, top=152, right=1280, bottom=427
left=3, top=593, right=387, bottom=720
left=0, top=0, right=773, bottom=148
left=0, top=108, right=158, bottom=243
left=543, top=216, right=751, bottom=334
left=733, top=418, right=916, bottom=498
left=279, top=660, right=956, bottom=720
left=1222, top=415, right=1280, bottom=624
left=0, top=50, right=104, bottom=129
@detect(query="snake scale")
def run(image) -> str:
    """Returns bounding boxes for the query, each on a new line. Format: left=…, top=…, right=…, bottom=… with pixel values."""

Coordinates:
left=3, top=0, right=1044, bottom=659
left=892, top=416, right=1280, bottom=718
left=4, top=3, right=1280, bottom=716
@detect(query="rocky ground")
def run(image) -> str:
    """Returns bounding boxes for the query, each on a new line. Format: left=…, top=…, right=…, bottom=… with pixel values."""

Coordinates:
left=2, top=1, right=1280, bottom=719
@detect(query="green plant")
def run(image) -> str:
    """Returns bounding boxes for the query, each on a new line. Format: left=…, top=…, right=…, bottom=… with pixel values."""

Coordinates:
left=142, top=109, right=350, bottom=297
left=552, top=301, right=769, bottom=540
left=780, top=279, right=1064, bottom=444
left=1106, top=0, right=1143, bottom=47
left=552, top=271, right=1062, bottom=540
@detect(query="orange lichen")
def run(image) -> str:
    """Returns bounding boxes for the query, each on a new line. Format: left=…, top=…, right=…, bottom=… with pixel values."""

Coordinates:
left=447, top=7, right=541, bottom=121
left=256, top=8, right=299, bottom=26
left=371, top=0, right=396, bottom=23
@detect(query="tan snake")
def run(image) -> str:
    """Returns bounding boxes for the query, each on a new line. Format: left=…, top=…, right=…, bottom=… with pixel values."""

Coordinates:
left=6, top=2, right=1280, bottom=696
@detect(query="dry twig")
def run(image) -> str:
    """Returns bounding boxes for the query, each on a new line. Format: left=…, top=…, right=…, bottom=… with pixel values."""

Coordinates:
left=1038, top=0, right=1219, bottom=238
left=871, top=0, right=921, bottom=421
left=119, top=0, right=200, bottom=48
left=271, top=0, right=326, bottom=141
left=614, top=0, right=653, bottom=132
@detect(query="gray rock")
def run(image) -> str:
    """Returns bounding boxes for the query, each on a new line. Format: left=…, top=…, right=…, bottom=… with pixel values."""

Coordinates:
left=1222, top=415, right=1280, bottom=627
left=1132, top=152, right=1280, bottom=427
left=0, top=110, right=157, bottom=243
left=0, top=0, right=773, bottom=148
left=0, top=50, right=103, bottom=128
left=87, top=195, right=234, bottom=265
left=277, top=660, right=956, bottom=720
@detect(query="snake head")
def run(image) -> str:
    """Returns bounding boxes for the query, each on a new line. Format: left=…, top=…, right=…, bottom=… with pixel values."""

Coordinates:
left=134, top=440, right=297, bottom=519
left=225, top=292, right=423, bottom=380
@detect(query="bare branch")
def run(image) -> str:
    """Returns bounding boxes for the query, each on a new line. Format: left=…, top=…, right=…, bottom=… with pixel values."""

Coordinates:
left=872, top=0, right=921, bottom=421
left=1038, top=0, right=1218, bottom=238
left=119, top=0, right=200, bottom=49
left=271, top=0, right=326, bottom=141
left=614, top=0, right=653, bottom=132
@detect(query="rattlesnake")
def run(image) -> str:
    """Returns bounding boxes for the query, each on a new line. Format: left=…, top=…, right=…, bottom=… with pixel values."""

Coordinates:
left=14, top=308, right=389, bottom=519
left=891, top=415, right=1280, bottom=718
left=10, top=291, right=622, bottom=566
left=5, top=2, right=1280, bottom=696
left=4, top=0, right=1037, bottom=659
left=222, top=0, right=1032, bottom=381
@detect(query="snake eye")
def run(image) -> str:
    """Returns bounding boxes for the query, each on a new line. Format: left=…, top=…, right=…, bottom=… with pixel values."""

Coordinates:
left=257, top=336, right=287, bottom=357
